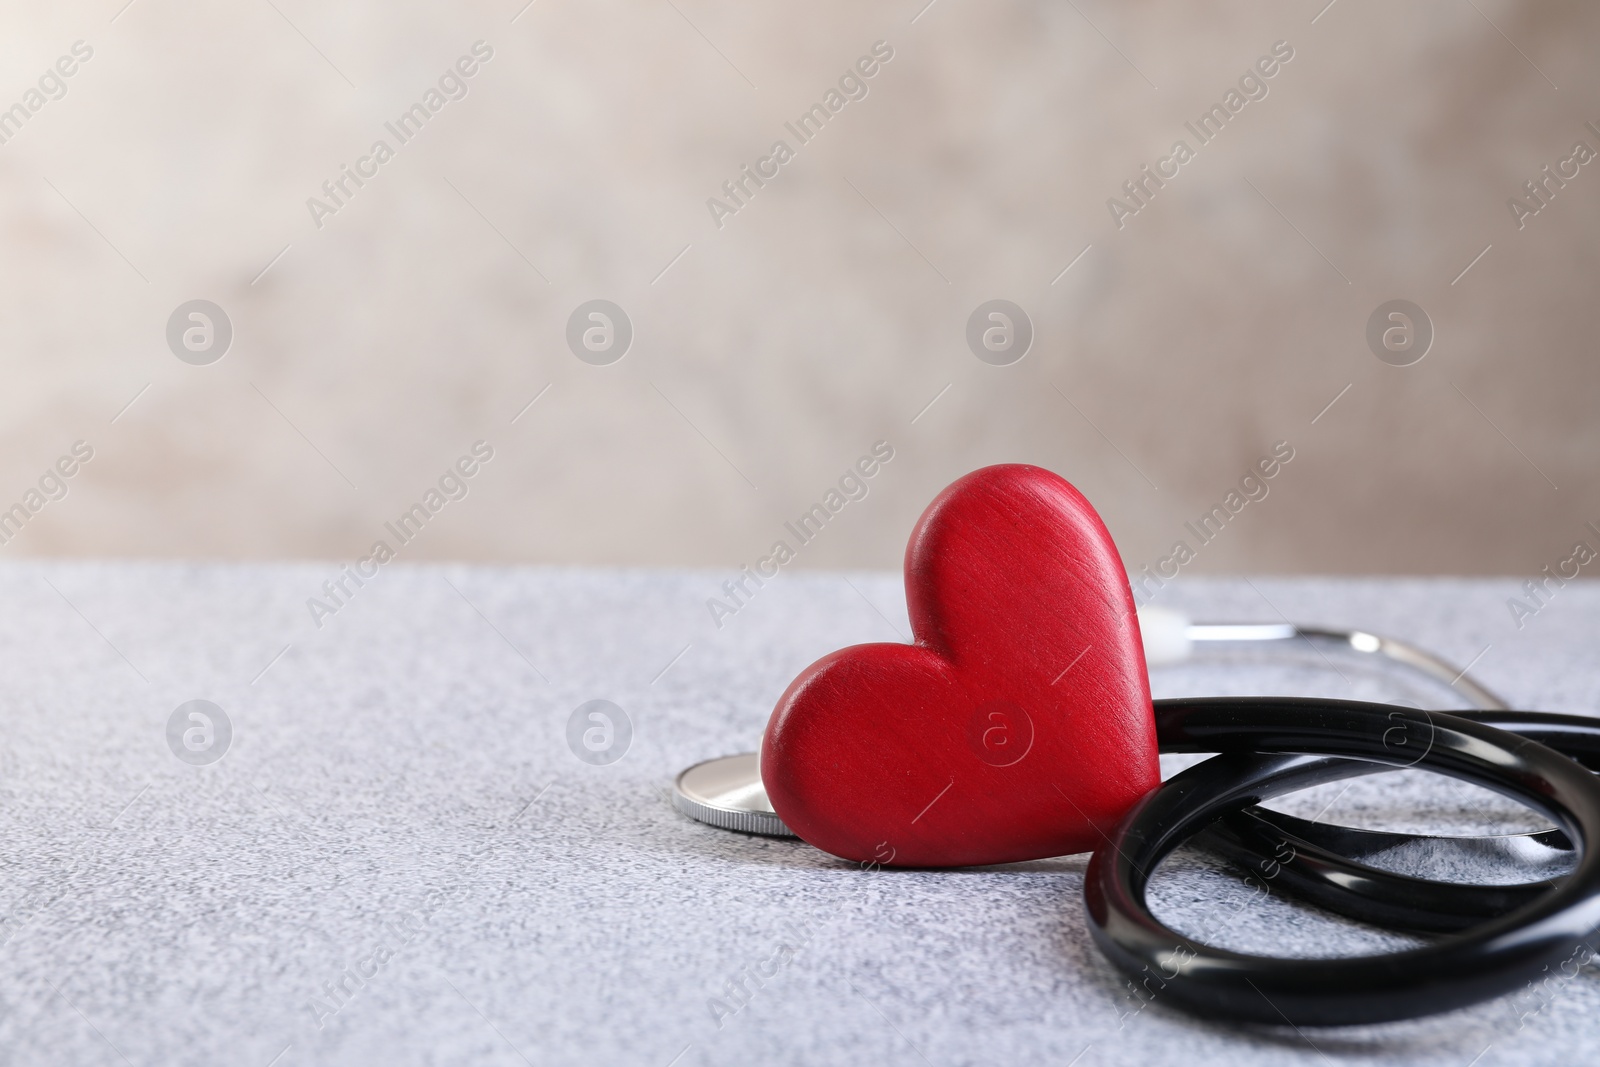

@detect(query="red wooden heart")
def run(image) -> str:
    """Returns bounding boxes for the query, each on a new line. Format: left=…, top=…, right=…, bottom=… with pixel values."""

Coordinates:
left=761, top=464, right=1158, bottom=867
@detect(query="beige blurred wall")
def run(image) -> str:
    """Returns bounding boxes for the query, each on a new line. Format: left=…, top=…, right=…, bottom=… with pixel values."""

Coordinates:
left=0, top=0, right=1596, bottom=576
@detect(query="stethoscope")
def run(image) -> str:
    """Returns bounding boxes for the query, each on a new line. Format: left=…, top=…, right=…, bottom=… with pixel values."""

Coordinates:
left=672, top=606, right=1512, bottom=838
left=673, top=608, right=1600, bottom=1026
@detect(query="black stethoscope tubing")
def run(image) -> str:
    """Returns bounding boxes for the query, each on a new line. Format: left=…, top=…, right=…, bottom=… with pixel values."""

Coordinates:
left=1086, top=697, right=1600, bottom=1026
left=1193, top=709, right=1600, bottom=935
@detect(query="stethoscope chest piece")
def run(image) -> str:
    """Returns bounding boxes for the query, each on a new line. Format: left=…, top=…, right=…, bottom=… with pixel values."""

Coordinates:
left=673, top=753, right=795, bottom=838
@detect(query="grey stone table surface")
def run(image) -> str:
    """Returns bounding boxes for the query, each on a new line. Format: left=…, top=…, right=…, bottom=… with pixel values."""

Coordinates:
left=1, top=563, right=1598, bottom=1067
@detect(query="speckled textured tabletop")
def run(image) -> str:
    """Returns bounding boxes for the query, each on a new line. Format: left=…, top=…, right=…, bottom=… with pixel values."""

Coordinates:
left=0, top=563, right=1596, bottom=1066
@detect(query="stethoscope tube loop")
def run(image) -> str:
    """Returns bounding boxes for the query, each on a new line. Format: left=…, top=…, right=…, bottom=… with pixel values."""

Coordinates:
left=1198, top=807, right=1565, bottom=935
left=1198, top=710, right=1600, bottom=934
left=1087, top=698, right=1600, bottom=1026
